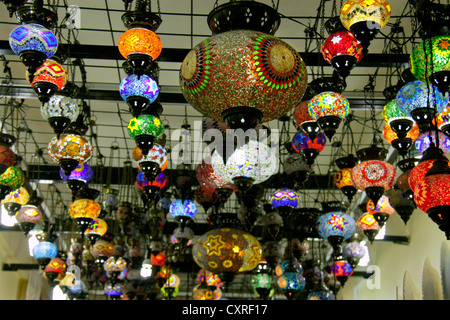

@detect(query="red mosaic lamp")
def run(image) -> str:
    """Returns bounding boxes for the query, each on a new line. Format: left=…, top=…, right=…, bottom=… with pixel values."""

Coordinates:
left=293, top=100, right=320, bottom=141
left=351, top=146, right=396, bottom=207
left=27, top=58, right=68, bottom=103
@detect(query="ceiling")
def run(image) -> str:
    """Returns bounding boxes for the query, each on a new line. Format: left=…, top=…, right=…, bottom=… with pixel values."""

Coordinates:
left=0, top=0, right=427, bottom=299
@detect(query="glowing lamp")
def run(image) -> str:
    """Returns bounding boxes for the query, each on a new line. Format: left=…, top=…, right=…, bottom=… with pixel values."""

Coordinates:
left=47, top=133, right=93, bottom=177
left=357, top=212, right=381, bottom=243
left=211, top=139, right=278, bottom=193
left=292, top=130, right=327, bottom=165
left=396, top=80, right=449, bottom=131
left=118, top=27, right=162, bottom=75
left=366, top=195, right=394, bottom=227
left=180, top=29, right=308, bottom=130
left=32, top=241, right=58, bottom=269
left=268, top=188, right=300, bottom=217
left=27, top=59, right=68, bottom=103
left=90, top=239, right=115, bottom=266
left=383, top=123, right=419, bottom=156
left=307, top=91, right=350, bottom=140
left=0, top=134, right=17, bottom=175
left=192, top=227, right=262, bottom=274
left=316, top=211, right=356, bottom=252
left=340, top=0, right=391, bottom=54
left=132, top=143, right=168, bottom=180
left=120, top=73, right=159, bottom=116
left=127, top=114, right=164, bottom=156
left=351, top=159, right=396, bottom=207
left=322, top=30, right=363, bottom=78
left=69, top=198, right=101, bottom=233
left=84, top=218, right=108, bottom=245
left=0, top=166, right=25, bottom=201
left=41, top=94, right=80, bottom=137
left=410, top=35, right=450, bottom=94
left=60, top=163, right=94, bottom=196
left=415, top=130, right=450, bottom=155
left=382, top=100, right=415, bottom=140
left=1, top=186, right=29, bottom=216
left=334, top=167, right=357, bottom=202
left=293, top=101, right=320, bottom=141
left=15, top=204, right=43, bottom=235
left=9, top=23, right=58, bottom=79
left=414, top=158, right=450, bottom=239
left=342, top=242, right=366, bottom=268
left=169, top=199, right=197, bottom=227
left=44, top=257, right=66, bottom=284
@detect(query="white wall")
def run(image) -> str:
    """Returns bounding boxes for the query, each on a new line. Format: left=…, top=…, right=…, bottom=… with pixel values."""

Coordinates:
left=338, top=207, right=448, bottom=300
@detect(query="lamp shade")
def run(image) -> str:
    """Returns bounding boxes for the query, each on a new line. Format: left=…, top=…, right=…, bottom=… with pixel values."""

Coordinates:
left=382, top=99, right=412, bottom=125
left=395, top=80, right=449, bottom=129
left=118, top=27, right=162, bottom=62
left=334, top=167, right=353, bottom=189
left=383, top=123, right=419, bottom=144
left=119, top=73, right=160, bottom=116
left=192, top=227, right=262, bottom=274
left=32, top=241, right=58, bottom=267
left=269, top=188, right=300, bottom=208
left=9, top=23, right=58, bottom=59
left=316, top=211, right=356, bottom=241
left=415, top=130, right=450, bottom=155
left=135, top=171, right=168, bottom=191
left=322, top=30, right=363, bottom=77
left=132, top=143, right=168, bottom=177
left=409, top=35, right=450, bottom=83
left=340, top=0, right=391, bottom=31
left=292, top=130, right=327, bottom=153
left=69, top=198, right=101, bottom=232
left=408, top=159, right=440, bottom=193
left=277, top=272, right=306, bottom=292
left=1, top=187, right=29, bottom=208
left=90, top=239, right=115, bottom=260
left=169, top=199, right=198, bottom=220
left=44, top=257, right=66, bottom=282
left=179, top=29, right=308, bottom=128
left=366, top=195, right=394, bottom=215
left=47, top=133, right=93, bottom=164
left=330, top=259, right=354, bottom=277
left=211, top=139, right=278, bottom=192
left=84, top=218, right=108, bottom=243
left=59, top=162, right=94, bottom=184
left=15, top=204, right=43, bottom=234
left=27, top=59, right=68, bottom=91
left=127, top=114, right=164, bottom=155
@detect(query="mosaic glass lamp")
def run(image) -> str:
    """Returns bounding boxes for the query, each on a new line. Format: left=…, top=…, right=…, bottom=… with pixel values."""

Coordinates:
left=1, top=186, right=29, bottom=216
left=132, top=143, right=168, bottom=181
left=383, top=123, right=419, bottom=156
left=69, top=198, right=101, bottom=233
left=415, top=130, right=450, bottom=155
left=322, top=30, right=363, bottom=78
left=382, top=99, right=415, bottom=140
left=283, top=152, right=314, bottom=186
left=293, top=100, right=320, bottom=141
left=292, top=130, right=327, bottom=165
left=41, top=93, right=79, bottom=137
left=59, top=163, right=94, bottom=198
left=127, top=113, right=164, bottom=156
left=334, top=167, right=357, bottom=202
left=342, top=241, right=366, bottom=268
left=196, top=157, right=235, bottom=203
left=0, top=133, right=17, bottom=175
left=192, top=227, right=262, bottom=275
left=32, top=240, right=58, bottom=269
left=84, top=218, right=108, bottom=245
left=15, top=204, right=43, bottom=235
left=0, top=166, right=25, bottom=201
left=119, top=73, right=160, bottom=116
left=211, top=139, right=278, bottom=193
left=43, top=257, right=66, bottom=284
left=27, top=59, right=68, bottom=103
left=47, top=133, right=93, bottom=178
left=437, top=106, right=450, bottom=137
left=268, top=188, right=300, bottom=217
left=9, top=23, right=58, bottom=81
left=366, top=195, right=395, bottom=227
left=340, top=0, right=391, bottom=55
left=356, top=212, right=381, bottom=243
left=277, top=271, right=306, bottom=300
left=180, top=29, right=308, bottom=130
left=118, top=27, right=162, bottom=76
left=169, top=199, right=198, bottom=228
left=316, top=211, right=356, bottom=252
left=135, top=171, right=168, bottom=206
left=307, top=91, right=350, bottom=140
left=90, top=239, right=115, bottom=266
left=396, top=80, right=449, bottom=132
left=410, top=35, right=450, bottom=94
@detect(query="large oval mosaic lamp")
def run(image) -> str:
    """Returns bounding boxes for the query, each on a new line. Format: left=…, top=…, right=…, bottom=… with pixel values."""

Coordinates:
left=396, top=80, right=449, bottom=132
left=307, top=91, right=350, bottom=141
left=410, top=35, right=450, bottom=95
left=340, top=0, right=391, bottom=55
left=180, top=1, right=308, bottom=131
left=211, top=139, right=278, bottom=193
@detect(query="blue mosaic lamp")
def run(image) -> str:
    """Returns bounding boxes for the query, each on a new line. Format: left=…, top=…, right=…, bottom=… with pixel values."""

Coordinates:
left=342, top=241, right=366, bottom=268
left=277, top=271, right=306, bottom=300
left=317, top=211, right=356, bottom=252
left=9, top=23, right=58, bottom=81
left=32, top=241, right=58, bottom=269
left=268, top=188, right=300, bottom=217
left=120, top=74, right=160, bottom=117
left=415, top=130, right=450, bottom=155
left=169, top=199, right=198, bottom=228
left=396, top=80, right=449, bottom=131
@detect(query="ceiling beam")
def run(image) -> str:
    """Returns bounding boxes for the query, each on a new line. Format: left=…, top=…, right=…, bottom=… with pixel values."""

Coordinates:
left=0, top=40, right=409, bottom=67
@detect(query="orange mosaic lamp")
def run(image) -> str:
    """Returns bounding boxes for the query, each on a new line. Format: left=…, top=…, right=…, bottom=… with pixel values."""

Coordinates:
left=27, top=59, right=68, bottom=103
left=69, top=198, right=101, bottom=233
left=383, top=123, right=419, bottom=156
